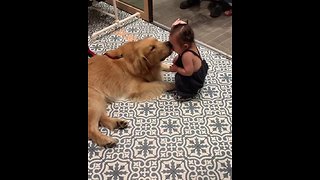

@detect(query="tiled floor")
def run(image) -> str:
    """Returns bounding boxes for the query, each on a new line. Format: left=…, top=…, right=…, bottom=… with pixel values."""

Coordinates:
left=88, top=3, right=232, bottom=180
left=153, top=0, right=232, bottom=56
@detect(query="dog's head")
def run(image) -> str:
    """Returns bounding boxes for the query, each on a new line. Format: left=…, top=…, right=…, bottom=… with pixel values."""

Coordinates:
left=105, top=37, right=172, bottom=64
left=134, top=37, right=173, bottom=64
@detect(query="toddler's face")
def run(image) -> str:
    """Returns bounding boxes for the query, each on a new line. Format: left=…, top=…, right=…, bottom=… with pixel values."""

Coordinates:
left=169, top=34, right=184, bottom=55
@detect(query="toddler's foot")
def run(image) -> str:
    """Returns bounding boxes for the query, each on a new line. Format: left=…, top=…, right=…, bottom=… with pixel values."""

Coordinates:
left=174, top=94, right=193, bottom=102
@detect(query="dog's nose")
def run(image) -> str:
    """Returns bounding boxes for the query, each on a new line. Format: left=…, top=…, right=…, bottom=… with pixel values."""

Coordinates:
left=165, top=41, right=173, bottom=49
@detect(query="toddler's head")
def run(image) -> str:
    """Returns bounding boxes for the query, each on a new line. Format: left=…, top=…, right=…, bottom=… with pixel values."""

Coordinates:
left=169, top=22, right=195, bottom=54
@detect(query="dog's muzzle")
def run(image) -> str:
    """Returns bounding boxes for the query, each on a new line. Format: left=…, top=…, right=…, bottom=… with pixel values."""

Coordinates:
left=165, top=41, right=173, bottom=50
left=163, top=41, right=173, bottom=60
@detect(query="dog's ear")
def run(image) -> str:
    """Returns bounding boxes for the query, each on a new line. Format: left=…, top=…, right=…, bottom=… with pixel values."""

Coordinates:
left=133, top=55, right=149, bottom=75
left=104, top=49, right=123, bottom=59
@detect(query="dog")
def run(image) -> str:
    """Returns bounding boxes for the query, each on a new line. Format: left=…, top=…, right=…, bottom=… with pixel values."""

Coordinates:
left=88, top=37, right=175, bottom=147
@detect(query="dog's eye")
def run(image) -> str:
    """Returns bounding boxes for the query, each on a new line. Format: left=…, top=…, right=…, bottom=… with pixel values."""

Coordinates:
left=150, top=46, right=155, bottom=51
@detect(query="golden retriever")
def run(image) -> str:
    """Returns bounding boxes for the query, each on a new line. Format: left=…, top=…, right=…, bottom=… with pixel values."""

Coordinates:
left=88, top=37, right=175, bottom=147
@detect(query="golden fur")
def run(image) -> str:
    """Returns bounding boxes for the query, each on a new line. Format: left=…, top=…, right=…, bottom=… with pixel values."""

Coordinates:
left=88, top=37, right=175, bottom=147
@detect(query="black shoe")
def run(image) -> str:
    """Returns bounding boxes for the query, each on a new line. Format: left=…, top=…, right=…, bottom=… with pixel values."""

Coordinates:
left=220, top=0, right=232, bottom=12
left=88, top=0, right=93, bottom=7
left=209, top=4, right=222, bottom=18
left=207, top=1, right=217, bottom=10
left=180, top=0, right=201, bottom=9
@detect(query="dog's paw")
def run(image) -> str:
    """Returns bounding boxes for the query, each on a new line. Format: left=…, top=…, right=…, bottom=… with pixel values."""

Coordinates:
left=160, top=63, right=172, bottom=72
left=165, top=82, right=176, bottom=91
left=116, top=120, right=129, bottom=129
left=105, top=140, right=117, bottom=148
left=96, top=136, right=118, bottom=148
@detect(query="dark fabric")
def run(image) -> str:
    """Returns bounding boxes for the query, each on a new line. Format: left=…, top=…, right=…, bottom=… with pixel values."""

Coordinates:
left=174, top=48, right=209, bottom=98
left=88, top=47, right=95, bottom=57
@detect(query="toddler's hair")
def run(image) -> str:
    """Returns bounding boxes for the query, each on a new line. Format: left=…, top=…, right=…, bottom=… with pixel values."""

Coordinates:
left=170, top=21, right=195, bottom=46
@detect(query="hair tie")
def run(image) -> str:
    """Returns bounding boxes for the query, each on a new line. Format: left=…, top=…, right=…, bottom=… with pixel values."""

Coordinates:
left=172, top=18, right=187, bottom=27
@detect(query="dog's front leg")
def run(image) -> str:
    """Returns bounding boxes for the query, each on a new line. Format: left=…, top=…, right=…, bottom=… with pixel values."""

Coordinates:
left=129, top=81, right=175, bottom=101
left=160, top=62, right=172, bottom=72
left=100, top=113, right=129, bottom=131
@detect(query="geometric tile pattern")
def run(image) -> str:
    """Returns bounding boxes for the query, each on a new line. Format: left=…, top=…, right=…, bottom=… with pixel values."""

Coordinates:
left=88, top=2, right=232, bottom=180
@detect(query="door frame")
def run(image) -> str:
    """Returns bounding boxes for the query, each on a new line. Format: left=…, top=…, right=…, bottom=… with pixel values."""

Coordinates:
left=105, top=0, right=153, bottom=22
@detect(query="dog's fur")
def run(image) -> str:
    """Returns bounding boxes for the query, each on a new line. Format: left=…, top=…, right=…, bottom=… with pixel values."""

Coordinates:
left=88, top=37, right=175, bottom=147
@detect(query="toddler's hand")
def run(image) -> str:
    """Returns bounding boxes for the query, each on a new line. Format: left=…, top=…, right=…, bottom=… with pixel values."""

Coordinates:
left=172, top=18, right=187, bottom=27
left=170, top=64, right=178, bottom=72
